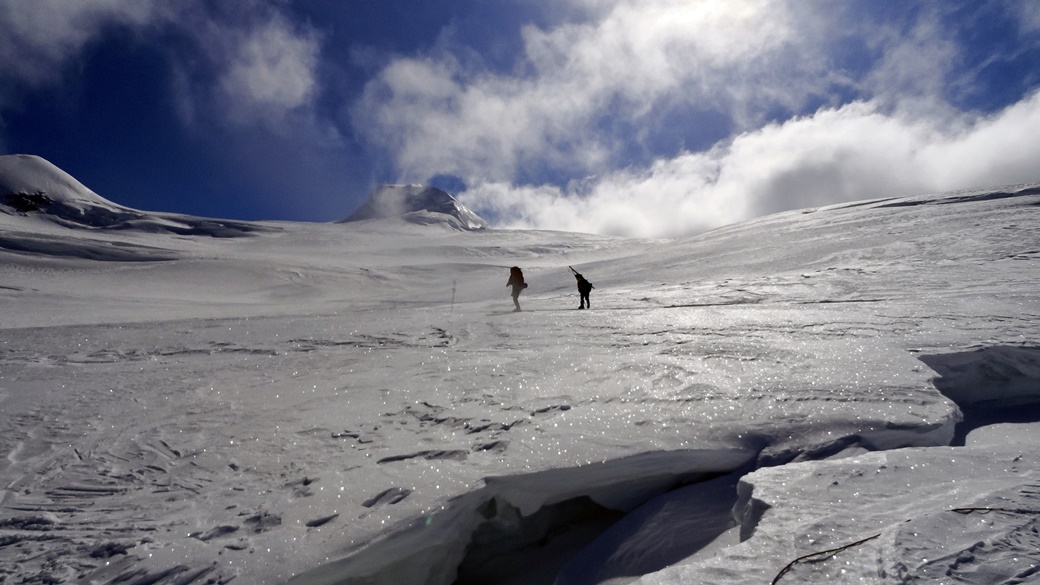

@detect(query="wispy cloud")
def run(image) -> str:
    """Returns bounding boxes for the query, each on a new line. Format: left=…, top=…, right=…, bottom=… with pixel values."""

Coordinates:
left=1018, top=2, right=1040, bottom=33
left=861, top=6, right=960, bottom=118
left=0, top=0, right=164, bottom=88
left=354, top=0, right=817, bottom=183
left=357, top=0, right=1040, bottom=237
left=209, top=12, right=323, bottom=128
left=0, top=1, right=324, bottom=130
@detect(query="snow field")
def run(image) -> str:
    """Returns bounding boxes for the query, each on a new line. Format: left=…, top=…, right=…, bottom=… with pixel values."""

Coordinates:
left=1, top=156, right=1039, bottom=584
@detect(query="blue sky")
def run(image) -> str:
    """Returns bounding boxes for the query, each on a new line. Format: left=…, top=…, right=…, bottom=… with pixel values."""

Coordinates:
left=2, top=1, right=1040, bottom=237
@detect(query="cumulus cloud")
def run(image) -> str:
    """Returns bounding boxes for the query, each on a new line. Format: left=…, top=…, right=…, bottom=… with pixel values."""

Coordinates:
left=460, top=91, right=1040, bottom=238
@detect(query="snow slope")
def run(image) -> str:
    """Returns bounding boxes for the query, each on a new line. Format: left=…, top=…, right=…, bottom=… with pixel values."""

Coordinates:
left=0, top=157, right=1038, bottom=585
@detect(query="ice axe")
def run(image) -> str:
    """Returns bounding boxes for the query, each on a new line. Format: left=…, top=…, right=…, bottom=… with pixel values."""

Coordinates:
left=570, top=266, right=594, bottom=288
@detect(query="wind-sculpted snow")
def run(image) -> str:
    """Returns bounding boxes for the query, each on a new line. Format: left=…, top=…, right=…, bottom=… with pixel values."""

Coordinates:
left=641, top=447, right=1040, bottom=585
left=920, top=346, right=1040, bottom=410
left=0, top=170, right=1038, bottom=584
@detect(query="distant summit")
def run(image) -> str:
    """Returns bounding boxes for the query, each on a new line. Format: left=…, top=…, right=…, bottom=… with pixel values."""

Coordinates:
left=340, top=184, right=489, bottom=230
left=0, top=154, right=266, bottom=237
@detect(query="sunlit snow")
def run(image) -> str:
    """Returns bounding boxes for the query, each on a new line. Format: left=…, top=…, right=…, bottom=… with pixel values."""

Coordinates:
left=1, top=154, right=1038, bottom=584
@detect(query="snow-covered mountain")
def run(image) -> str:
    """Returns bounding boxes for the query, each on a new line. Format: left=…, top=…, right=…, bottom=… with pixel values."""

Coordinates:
left=0, top=154, right=269, bottom=237
left=0, top=154, right=138, bottom=223
left=1, top=157, right=1039, bottom=585
left=341, top=184, right=489, bottom=230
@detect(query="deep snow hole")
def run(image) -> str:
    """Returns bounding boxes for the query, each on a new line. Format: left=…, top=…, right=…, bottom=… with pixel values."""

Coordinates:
left=453, top=495, right=625, bottom=585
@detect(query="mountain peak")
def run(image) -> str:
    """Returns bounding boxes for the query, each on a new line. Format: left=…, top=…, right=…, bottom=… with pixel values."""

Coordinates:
left=0, top=155, right=267, bottom=237
left=0, top=154, right=126, bottom=213
left=340, top=184, right=489, bottom=230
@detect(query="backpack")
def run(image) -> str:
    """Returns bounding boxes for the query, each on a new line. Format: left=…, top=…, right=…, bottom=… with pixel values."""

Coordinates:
left=577, top=275, right=593, bottom=293
left=509, top=266, right=526, bottom=286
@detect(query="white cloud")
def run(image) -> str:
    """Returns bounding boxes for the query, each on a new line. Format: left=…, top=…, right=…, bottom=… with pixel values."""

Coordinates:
left=357, top=0, right=1040, bottom=238
left=354, top=0, right=816, bottom=183
left=213, top=14, right=322, bottom=126
left=1016, top=2, right=1040, bottom=33
left=921, top=89, right=1040, bottom=187
left=862, top=8, right=961, bottom=119
left=461, top=92, right=1040, bottom=238
left=353, top=0, right=963, bottom=188
left=0, top=1, right=323, bottom=129
left=0, top=0, right=164, bottom=87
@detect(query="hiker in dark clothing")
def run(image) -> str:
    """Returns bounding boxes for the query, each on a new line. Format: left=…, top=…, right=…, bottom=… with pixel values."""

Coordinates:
left=572, top=269, right=593, bottom=309
left=507, top=266, right=526, bottom=311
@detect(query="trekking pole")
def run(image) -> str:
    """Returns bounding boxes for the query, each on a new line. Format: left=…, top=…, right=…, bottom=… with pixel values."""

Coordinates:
left=451, top=280, right=456, bottom=314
